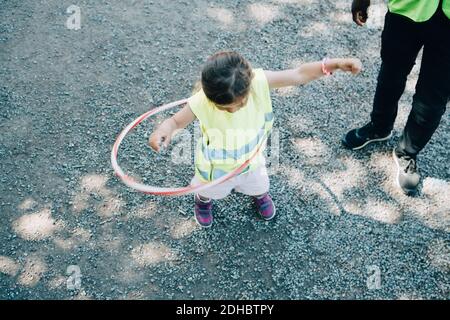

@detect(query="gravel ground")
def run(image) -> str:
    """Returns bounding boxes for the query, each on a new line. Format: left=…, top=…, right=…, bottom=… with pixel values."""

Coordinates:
left=0, top=0, right=449, bottom=300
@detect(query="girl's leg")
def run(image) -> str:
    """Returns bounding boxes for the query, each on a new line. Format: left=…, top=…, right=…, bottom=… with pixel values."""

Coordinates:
left=191, top=176, right=235, bottom=200
left=190, top=176, right=235, bottom=227
left=233, top=166, right=270, bottom=196
left=234, top=166, right=275, bottom=220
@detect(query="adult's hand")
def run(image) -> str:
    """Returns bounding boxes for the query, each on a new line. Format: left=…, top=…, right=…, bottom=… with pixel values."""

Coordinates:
left=352, top=0, right=371, bottom=26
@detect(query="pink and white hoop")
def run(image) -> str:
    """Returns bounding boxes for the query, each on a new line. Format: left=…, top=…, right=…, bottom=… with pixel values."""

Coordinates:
left=111, top=98, right=267, bottom=196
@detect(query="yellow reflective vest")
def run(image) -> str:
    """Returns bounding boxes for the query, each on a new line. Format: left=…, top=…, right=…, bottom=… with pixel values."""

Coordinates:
left=388, top=0, right=450, bottom=22
left=188, top=68, right=274, bottom=182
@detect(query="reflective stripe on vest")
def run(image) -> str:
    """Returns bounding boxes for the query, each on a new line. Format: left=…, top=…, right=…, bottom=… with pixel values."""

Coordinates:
left=189, top=68, right=273, bottom=182
left=201, top=112, right=274, bottom=161
left=196, top=163, right=251, bottom=181
left=195, top=113, right=273, bottom=181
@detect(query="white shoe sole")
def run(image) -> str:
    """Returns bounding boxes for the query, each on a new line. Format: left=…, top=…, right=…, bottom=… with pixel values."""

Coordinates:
left=350, top=131, right=393, bottom=150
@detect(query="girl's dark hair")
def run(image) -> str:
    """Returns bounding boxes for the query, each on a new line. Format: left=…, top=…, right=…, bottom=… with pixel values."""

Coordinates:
left=201, top=51, right=253, bottom=105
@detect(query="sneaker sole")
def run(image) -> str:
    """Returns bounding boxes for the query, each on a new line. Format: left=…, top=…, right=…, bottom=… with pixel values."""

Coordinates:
left=346, top=131, right=393, bottom=151
left=193, top=210, right=213, bottom=228
left=392, top=148, right=417, bottom=196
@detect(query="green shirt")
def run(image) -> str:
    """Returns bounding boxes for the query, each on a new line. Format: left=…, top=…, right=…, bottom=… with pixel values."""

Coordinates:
left=388, top=0, right=450, bottom=22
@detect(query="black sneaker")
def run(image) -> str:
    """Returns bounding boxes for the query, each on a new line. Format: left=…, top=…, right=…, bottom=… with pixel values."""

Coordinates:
left=342, top=122, right=393, bottom=150
left=392, top=148, right=420, bottom=195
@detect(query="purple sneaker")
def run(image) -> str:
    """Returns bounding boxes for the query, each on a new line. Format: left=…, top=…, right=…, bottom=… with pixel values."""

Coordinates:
left=254, top=193, right=276, bottom=221
left=194, top=195, right=213, bottom=228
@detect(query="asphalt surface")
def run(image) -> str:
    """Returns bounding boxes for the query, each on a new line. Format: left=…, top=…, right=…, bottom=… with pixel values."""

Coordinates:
left=0, top=0, right=449, bottom=299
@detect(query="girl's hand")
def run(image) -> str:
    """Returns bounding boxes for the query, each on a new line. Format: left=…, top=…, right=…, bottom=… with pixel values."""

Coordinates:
left=338, top=58, right=362, bottom=75
left=149, top=128, right=172, bottom=152
left=148, top=104, right=196, bottom=153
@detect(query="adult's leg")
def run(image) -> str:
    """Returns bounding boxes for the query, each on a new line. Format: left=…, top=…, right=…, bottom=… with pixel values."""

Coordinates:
left=397, top=8, right=450, bottom=158
left=370, top=11, right=424, bottom=133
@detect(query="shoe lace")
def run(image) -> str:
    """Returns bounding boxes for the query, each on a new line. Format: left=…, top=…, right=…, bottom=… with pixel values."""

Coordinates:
left=404, top=158, right=417, bottom=174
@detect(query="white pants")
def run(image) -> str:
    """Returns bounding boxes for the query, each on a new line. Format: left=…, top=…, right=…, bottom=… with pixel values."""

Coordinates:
left=191, top=165, right=270, bottom=200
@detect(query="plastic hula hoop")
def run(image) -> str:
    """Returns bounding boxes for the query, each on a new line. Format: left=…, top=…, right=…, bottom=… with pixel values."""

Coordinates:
left=111, top=98, right=268, bottom=196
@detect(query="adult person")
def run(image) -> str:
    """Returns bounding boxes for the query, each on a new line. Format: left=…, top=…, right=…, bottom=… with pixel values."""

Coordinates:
left=343, top=0, right=450, bottom=195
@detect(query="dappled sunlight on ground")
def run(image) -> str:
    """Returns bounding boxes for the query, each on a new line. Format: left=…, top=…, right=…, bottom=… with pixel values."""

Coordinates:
left=127, top=200, right=158, bottom=219
left=53, top=227, right=92, bottom=251
left=427, top=239, right=450, bottom=272
left=283, top=149, right=447, bottom=228
left=330, top=11, right=352, bottom=24
left=345, top=198, right=402, bottom=224
left=302, top=22, right=330, bottom=38
left=71, top=193, right=89, bottom=214
left=98, top=195, right=125, bottom=218
left=287, top=114, right=315, bottom=133
left=333, top=0, right=349, bottom=10
left=18, top=198, right=38, bottom=211
left=292, top=137, right=330, bottom=165
left=206, top=7, right=236, bottom=28
left=0, top=256, right=20, bottom=277
left=415, top=178, right=450, bottom=232
left=12, top=207, right=65, bottom=241
left=47, top=275, right=66, bottom=290
left=1, top=169, right=196, bottom=294
left=17, top=254, right=47, bottom=287
left=280, top=165, right=341, bottom=215
left=72, top=173, right=125, bottom=218
left=370, top=152, right=450, bottom=232
left=81, top=174, right=108, bottom=193
left=321, top=157, right=367, bottom=198
left=248, top=4, right=281, bottom=25
left=205, top=3, right=285, bottom=30
left=280, top=165, right=309, bottom=190
left=278, top=150, right=436, bottom=225
left=169, top=218, right=199, bottom=240
left=131, top=242, right=178, bottom=267
left=139, top=205, right=200, bottom=240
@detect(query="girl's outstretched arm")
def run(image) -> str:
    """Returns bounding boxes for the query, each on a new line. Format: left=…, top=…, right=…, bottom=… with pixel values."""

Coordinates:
left=264, top=58, right=362, bottom=89
left=149, top=103, right=196, bottom=152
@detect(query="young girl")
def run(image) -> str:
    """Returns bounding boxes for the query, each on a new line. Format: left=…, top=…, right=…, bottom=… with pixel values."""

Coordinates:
left=149, top=51, right=361, bottom=228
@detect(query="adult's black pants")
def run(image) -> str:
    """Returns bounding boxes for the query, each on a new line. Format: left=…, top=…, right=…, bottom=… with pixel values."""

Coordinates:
left=371, top=6, right=450, bottom=158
